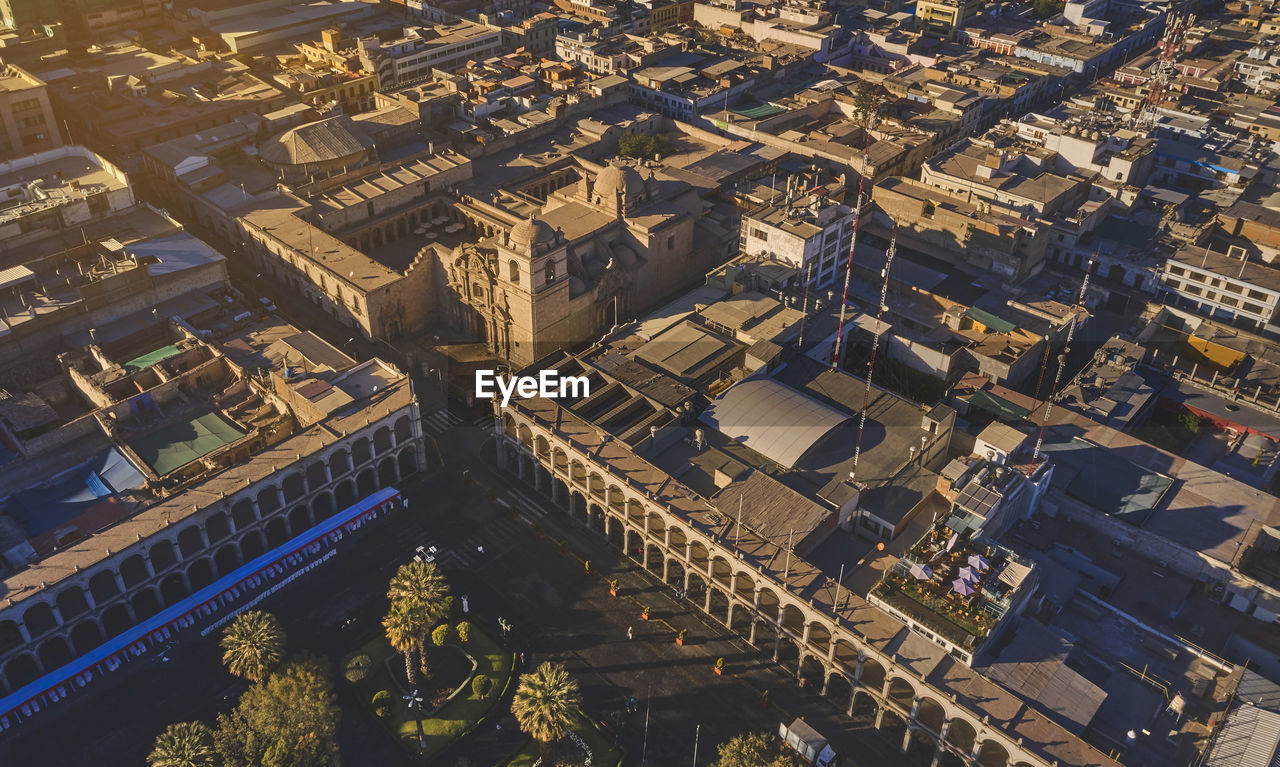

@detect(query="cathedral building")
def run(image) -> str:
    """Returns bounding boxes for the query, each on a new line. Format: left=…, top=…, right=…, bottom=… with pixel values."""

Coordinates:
left=442, top=157, right=711, bottom=365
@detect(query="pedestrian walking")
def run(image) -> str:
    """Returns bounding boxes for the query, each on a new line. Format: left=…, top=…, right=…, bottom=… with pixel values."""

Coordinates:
left=520, top=652, right=526, bottom=666
left=627, top=626, right=633, bottom=640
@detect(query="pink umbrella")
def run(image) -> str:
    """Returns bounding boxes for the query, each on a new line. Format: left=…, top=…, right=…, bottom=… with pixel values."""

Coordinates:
left=959, top=566, right=977, bottom=582
left=952, top=578, right=975, bottom=596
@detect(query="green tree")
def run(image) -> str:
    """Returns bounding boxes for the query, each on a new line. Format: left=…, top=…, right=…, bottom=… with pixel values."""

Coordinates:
left=853, top=81, right=885, bottom=130
left=712, top=731, right=806, bottom=767
left=510, top=661, right=583, bottom=758
left=471, top=673, right=491, bottom=698
left=387, top=561, right=449, bottom=659
left=1032, top=0, right=1065, bottom=18
left=455, top=620, right=472, bottom=644
left=383, top=601, right=426, bottom=686
left=432, top=623, right=453, bottom=647
left=147, top=721, right=219, bottom=767
left=213, top=655, right=340, bottom=767
left=220, top=611, right=285, bottom=683
left=618, top=132, right=676, bottom=160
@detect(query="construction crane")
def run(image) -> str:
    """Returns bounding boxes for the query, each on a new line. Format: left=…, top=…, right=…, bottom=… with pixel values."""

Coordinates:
left=1134, top=11, right=1195, bottom=131
left=1030, top=256, right=1095, bottom=472
left=848, top=221, right=898, bottom=484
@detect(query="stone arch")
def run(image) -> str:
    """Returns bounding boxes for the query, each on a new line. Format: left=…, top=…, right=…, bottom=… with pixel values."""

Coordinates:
left=256, top=487, right=281, bottom=516
left=131, top=588, right=161, bottom=621
left=329, top=448, right=351, bottom=478
left=4, top=654, right=39, bottom=691
left=917, top=696, right=947, bottom=735
left=23, top=602, right=57, bottom=638
left=313, top=492, right=336, bottom=522
left=0, top=620, right=21, bottom=658
left=69, top=619, right=103, bottom=656
left=878, top=707, right=908, bottom=748
left=289, top=505, right=312, bottom=534
left=159, top=573, right=188, bottom=606
left=778, top=602, right=805, bottom=634
left=806, top=621, right=832, bottom=659
left=177, top=525, right=206, bottom=559
left=149, top=540, right=177, bottom=572
left=668, top=524, right=687, bottom=552
left=776, top=634, right=801, bottom=674
left=832, top=637, right=859, bottom=668
left=305, top=461, right=328, bottom=492
left=825, top=671, right=853, bottom=708
left=732, top=569, right=755, bottom=603
left=798, top=653, right=825, bottom=689
left=357, top=467, right=377, bottom=497
left=215, top=544, right=241, bottom=577
left=906, top=727, right=936, bottom=765
left=239, top=529, right=266, bottom=560
left=976, top=740, right=1009, bottom=767
left=946, top=718, right=977, bottom=755
left=38, top=635, right=71, bottom=671
left=707, top=587, right=730, bottom=624
left=709, top=555, right=733, bottom=590
left=120, top=554, right=150, bottom=588
left=852, top=688, right=878, bottom=723
left=265, top=517, right=290, bottom=548
left=55, top=586, right=89, bottom=621
left=886, top=676, right=916, bottom=712
left=378, top=456, right=397, bottom=486
left=88, top=570, right=121, bottom=605
left=568, top=458, right=585, bottom=487
left=335, top=480, right=356, bottom=510
left=686, top=570, right=708, bottom=607
left=587, top=471, right=604, bottom=499
left=353, top=437, right=372, bottom=466
left=860, top=656, right=887, bottom=691
left=101, top=603, right=133, bottom=638
left=687, top=540, right=710, bottom=575
left=502, top=412, right=516, bottom=438
left=534, top=434, right=550, bottom=460
left=281, top=473, right=306, bottom=503
left=397, top=447, right=417, bottom=478
left=205, top=511, right=232, bottom=543
left=394, top=415, right=412, bottom=444
left=231, top=499, right=257, bottom=530
left=374, top=426, right=393, bottom=455
left=666, top=558, right=686, bottom=589
left=188, top=558, right=215, bottom=590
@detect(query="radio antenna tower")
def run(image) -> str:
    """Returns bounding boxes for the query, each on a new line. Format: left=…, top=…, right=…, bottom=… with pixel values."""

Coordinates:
left=1030, top=256, right=1095, bottom=472
left=849, top=221, right=897, bottom=483
left=1135, top=12, right=1195, bottom=130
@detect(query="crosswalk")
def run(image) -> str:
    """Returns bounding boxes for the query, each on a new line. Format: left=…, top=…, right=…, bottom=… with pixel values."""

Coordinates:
left=422, top=410, right=495, bottom=435
left=423, top=409, right=462, bottom=434
left=504, top=486, right=549, bottom=521
left=438, top=516, right=524, bottom=571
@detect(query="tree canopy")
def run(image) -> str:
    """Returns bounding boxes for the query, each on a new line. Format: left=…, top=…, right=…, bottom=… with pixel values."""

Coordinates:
left=618, top=132, right=677, bottom=160
left=147, top=721, right=219, bottom=767
left=220, top=611, right=285, bottom=683
left=712, top=731, right=807, bottom=767
left=213, top=654, right=341, bottom=767
left=387, top=560, right=449, bottom=626
left=511, top=661, right=583, bottom=749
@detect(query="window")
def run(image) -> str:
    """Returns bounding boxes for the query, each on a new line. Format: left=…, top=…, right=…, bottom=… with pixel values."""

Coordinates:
left=545, top=260, right=556, bottom=283
left=508, top=260, right=520, bottom=283
left=667, top=235, right=675, bottom=250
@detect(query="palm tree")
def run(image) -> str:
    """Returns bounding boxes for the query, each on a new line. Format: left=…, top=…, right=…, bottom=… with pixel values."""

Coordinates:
left=220, top=610, right=285, bottom=682
left=382, top=601, right=426, bottom=686
left=147, top=721, right=218, bottom=767
left=387, top=560, right=448, bottom=660
left=387, top=560, right=449, bottom=624
left=383, top=600, right=428, bottom=748
left=511, top=661, right=582, bottom=757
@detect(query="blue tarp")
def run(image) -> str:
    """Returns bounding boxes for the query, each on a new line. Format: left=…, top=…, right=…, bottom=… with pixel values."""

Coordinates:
left=10, top=448, right=146, bottom=536
left=1, top=486, right=401, bottom=724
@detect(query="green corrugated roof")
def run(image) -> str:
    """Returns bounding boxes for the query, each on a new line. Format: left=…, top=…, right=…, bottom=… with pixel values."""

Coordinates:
left=968, top=389, right=1031, bottom=423
left=123, top=344, right=182, bottom=372
left=130, top=412, right=244, bottom=476
left=964, top=306, right=1017, bottom=334
left=732, top=103, right=785, bottom=119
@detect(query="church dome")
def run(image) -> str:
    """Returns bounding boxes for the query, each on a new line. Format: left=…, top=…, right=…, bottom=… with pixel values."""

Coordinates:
left=593, top=161, right=646, bottom=202
left=508, top=216, right=556, bottom=255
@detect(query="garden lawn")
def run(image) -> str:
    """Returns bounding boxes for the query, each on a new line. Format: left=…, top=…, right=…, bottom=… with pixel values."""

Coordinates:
left=342, top=623, right=513, bottom=761
left=501, top=713, right=623, bottom=767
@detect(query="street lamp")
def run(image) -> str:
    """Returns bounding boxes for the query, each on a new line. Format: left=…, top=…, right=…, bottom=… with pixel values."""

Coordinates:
left=404, top=688, right=426, bottom=749
left=428, top=367, right=446, bottom=397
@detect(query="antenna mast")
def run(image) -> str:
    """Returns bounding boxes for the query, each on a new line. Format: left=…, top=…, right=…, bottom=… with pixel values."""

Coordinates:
left=1135, top=12, right=1194, bottom=130
left=849, top=221, right=897, bottom=483
left=831, top=111, right=875, bottom=369
left=1030, top=256, right=1095, bottom=471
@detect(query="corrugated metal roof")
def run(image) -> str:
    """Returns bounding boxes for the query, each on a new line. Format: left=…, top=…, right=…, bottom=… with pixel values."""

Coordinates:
left=1204, top=703, right=1280, bottom=767
left=699, top=377, right=850, bottom=469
